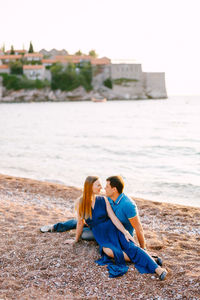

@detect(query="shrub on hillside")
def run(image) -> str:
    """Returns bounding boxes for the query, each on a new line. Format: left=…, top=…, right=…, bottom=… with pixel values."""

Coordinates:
left=103, top=78, right=113, bottom=89
left=50, top=62, right=92, bottom=92
left=0, top=73, right=50, bottom=90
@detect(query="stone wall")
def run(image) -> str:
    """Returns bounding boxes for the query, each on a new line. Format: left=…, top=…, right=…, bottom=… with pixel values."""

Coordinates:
left=0, top=77, right=2, bottom=100
left=142, top=72, right=167, bottom=99
left=111, top=63, right=142, bottom=80
left=92, top=65, right=111, bottom=91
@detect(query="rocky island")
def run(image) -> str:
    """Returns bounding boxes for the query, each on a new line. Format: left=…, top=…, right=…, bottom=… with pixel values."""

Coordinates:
left=0, top=48, right=167, bottom=102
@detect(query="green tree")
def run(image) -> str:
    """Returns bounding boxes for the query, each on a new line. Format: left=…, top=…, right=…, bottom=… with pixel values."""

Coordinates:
left=1, top=43, right=5, bottom=53
left=10, top=45, right=15, bottom=55
left=89, top=49, right=98, bottom=58
left=78, top=61, right=93, bottom=91
left=9, top=60, right=23, bottom=75
left=75, top=50, right=83, bottom=56
left=28, top=41, right=34, bottom=53
left=50, top=62, right=93, bottom=91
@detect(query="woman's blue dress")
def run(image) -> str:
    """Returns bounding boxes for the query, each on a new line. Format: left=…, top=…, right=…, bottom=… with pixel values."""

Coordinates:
left=85, top=196, right=158, bottom=278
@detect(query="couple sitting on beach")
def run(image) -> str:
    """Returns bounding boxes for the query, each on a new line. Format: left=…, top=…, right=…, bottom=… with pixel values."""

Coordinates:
left=40, top=175, right=168, bottom=279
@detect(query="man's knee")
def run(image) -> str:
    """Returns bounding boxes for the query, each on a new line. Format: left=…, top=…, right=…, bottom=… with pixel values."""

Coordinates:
left=81, top=229, right=95, bottom=241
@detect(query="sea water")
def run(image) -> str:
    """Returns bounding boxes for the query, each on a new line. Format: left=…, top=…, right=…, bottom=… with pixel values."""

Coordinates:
left=0, top=96, right=199, bottom=207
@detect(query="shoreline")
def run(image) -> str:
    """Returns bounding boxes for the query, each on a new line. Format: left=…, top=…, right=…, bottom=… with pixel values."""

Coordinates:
left=0, top=173, right=199, bottom=299
left=0, top=86, right=167, bottom=103
left=0, top=97, right=167, bottom=104
left=0, top=173, right=199, bottom=210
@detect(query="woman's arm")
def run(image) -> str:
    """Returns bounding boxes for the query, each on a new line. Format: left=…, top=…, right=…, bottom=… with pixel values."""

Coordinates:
left=65, top=204, right=84, bottom=244
left=74, top=211, right=84, bottom=243
left=104, top=197, right=135, bottom=243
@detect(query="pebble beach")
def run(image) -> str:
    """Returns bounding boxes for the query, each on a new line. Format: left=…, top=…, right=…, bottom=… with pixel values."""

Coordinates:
left=0, top=174, right=199, bottom=299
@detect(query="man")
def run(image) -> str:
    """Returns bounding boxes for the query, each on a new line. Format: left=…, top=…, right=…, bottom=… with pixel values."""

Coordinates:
left=105, top=175, right=146, bottom=249
left=41, top=176, right=145, bottom=249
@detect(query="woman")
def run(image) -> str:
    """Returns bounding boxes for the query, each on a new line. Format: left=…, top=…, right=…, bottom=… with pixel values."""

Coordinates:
left=67, top=176, right=168, bottom=279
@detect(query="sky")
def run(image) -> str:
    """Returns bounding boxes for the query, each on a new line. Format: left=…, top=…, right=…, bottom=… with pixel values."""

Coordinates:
left=1, top=0, right=200, bottom=95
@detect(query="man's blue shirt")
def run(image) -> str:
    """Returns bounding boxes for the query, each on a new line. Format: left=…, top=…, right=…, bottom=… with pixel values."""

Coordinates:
left=107, top=193, right=137, bottom=236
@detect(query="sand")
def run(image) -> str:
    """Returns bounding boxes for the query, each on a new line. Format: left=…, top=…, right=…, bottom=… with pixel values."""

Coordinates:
left=0, top=174, right=199, bottom=300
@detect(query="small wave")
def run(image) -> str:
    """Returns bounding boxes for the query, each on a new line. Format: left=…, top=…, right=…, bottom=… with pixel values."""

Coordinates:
left=43, top=179, right=65, bottom=185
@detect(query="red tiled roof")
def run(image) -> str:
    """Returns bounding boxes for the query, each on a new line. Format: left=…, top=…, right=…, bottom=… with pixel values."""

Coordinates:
left=23, top=65, right=44, bottom=70
left=54, top=55, right=111, bottom=65
left=42, top=59, right=57, bottom=63
left=24, top=53, right=43, bottom=58
left=91, top=58, right=111, bottom=65
left=6, top=50, right=27, bottom=54
left=0, top=55, right=22, bottom=60
left=0, top=64, right=9, bottom=69
left=55, top=55, right=92, bottom=62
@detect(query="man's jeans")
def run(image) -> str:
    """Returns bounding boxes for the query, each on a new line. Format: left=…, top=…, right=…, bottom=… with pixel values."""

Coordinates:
left=53, top=219, right=95, bottom=241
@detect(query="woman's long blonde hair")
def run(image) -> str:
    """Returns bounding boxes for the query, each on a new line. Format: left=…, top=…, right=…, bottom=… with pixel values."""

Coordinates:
left=78, top=176, right=99, bottom=219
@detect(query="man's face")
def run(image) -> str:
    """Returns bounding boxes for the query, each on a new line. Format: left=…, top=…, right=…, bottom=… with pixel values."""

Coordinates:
left=105, top=181, right=115, bottom=197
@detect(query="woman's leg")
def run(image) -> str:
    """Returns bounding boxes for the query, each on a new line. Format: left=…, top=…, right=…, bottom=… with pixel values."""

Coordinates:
left=103, top=247, right=130, bottom=261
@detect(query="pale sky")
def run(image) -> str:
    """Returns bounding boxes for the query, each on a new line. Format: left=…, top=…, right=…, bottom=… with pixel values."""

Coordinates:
left=1, top=0, right=200, bottom=95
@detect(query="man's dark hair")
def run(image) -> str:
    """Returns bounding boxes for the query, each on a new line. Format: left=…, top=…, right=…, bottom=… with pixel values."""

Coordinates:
left=106, top=176, right=124, bottom=194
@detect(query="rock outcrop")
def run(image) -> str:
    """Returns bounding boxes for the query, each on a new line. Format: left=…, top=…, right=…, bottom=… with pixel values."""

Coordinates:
left=0, top=72, right=167, bottom=103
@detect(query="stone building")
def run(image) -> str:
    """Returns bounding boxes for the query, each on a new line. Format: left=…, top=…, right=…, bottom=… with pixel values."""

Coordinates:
left=110, top=63, right=143, bottom=80
left=23, top=65, right=45, bottom=80
left=0, top=65, right=10, bottom=74
left=93, top=62, right=167, bottom=99
left=0, top=55, right=22, bottom=64
left=24, top=53, right=43, bottom=62
left=143, top=72, right=167, bottom=99
left=39, top=49, right=68, bottom=58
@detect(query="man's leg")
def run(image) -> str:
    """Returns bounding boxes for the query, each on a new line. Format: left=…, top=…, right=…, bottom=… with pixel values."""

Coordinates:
left=40, top=219, right=77, bottom=233
left=40, top=220, right=95, bottom=241
left=53, top=219, right=77, bottom=232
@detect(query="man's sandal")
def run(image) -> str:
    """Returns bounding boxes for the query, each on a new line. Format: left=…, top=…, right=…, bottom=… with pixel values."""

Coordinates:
left=159, top=270, right=168, bottom=281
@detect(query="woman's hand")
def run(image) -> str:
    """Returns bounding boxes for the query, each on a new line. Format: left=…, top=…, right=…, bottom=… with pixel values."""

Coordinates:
left=124, top=230, right=135, bottom=243
left=64, top=239, right=78, bottom=245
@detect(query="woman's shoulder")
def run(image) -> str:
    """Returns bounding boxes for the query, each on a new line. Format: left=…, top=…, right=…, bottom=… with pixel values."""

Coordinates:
left=95, top=195, right=105, bottom=201
left=95, top=196, right=107, bottom=207
left=75, top=195, right=83, bottom=209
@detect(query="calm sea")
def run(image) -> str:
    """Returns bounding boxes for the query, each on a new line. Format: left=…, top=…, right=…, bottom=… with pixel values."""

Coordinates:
left=0, top=96, right=199, bottom=207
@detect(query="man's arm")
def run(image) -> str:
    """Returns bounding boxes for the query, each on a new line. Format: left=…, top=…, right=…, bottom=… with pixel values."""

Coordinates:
left=129, top=215, right=146, bottom=249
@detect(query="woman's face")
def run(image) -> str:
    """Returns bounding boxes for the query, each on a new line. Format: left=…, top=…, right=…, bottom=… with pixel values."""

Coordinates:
left=92, top=179, right=102, bottom=194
